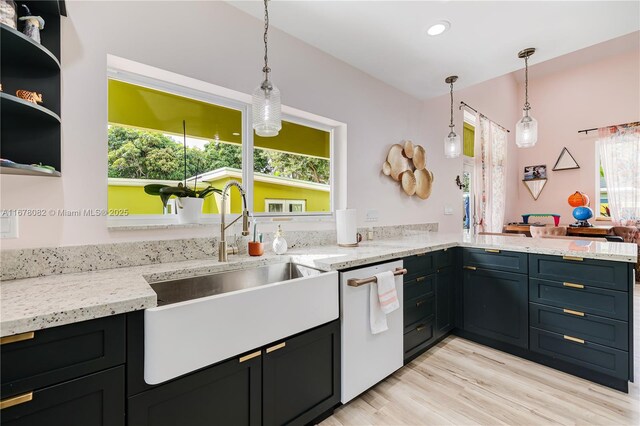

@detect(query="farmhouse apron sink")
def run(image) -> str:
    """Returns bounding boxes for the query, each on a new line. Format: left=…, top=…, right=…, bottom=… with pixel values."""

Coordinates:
left=144, top=262, right=339, bottom=385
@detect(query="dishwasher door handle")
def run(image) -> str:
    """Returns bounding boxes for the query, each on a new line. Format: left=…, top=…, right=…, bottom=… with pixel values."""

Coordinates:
left=347, top=268, right=407, bottom=287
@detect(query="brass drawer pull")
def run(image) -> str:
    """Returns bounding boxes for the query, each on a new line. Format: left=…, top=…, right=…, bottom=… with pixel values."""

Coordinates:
left=266, top=342, right=286, bottom=353
left=485, top=249, right=500, bottom=253
left=563, top=308, right=585, bottom=317
left=563, top=282, right=584, bottom=289
left=0, top=392, right=33, bottom=410
left=563, top=256, right=583, bottom=261
left=416, top=253, right=427, bottom=257
left=416, top=276, right=426, bottom=282
left=563, top=335, right=585, bottom=344
left=463, top=266, right=477, bottom=271
left=0, top=332, right=35, bottom=345
left=239, top=350, right=261, bottom=363
left=416, top=299, right=426, bottom=307
left=416, top=325, right=426, bottom=332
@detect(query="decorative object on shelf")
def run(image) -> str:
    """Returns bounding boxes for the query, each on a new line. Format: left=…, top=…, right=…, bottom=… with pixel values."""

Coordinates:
left=455, top=175, right=463, bottom=190
left=16, top=89, right=43, bottom=105
left=272, top=224, right=288, bottom=255
left=515, top=47, right=538, bottom=148
left=552, top=147, right=580, bottom=171
left=382, top=141, right=434, bottom=199
left=0, top=0, right=17, bottom=29
left=521, top=213, right=560, bottom=226
left=523, top=164, right=546, bottom=180
left=252, top=0, right=281, bottom=137
left=143, top=121, right=221, bottom=223
left=18, top=5, right=44, bottom=44
left=567, top=190, right=594, bottom=227
left=523, top=178, right=547, bottom=200
left=444, top=75, right=461, bottom=158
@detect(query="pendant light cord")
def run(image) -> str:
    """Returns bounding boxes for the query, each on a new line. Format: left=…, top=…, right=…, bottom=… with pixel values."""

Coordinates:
left=449, top=81, right=454, bottom=128
left=524, top=56, right=530, bottom=111
left=262, top=0, right=270, bottom=79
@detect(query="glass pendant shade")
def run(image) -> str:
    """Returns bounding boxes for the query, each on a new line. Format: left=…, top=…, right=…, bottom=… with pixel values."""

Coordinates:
left=444, top=131, right=461, bottom=158
left=252, top=82, right=281, bottom=137
left=515, top=111, right=538, bottom=148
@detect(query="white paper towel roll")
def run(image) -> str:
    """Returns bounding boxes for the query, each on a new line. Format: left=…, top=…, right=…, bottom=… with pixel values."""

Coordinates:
left=336, top=209, right=358, bottom=246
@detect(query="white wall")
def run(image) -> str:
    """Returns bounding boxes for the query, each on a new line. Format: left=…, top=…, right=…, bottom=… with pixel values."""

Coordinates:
left=1, top=1, right=458, bottom=249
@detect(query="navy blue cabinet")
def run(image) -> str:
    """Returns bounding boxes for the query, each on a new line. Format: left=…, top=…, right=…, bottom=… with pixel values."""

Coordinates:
left=463, top=267, right=528, bottom=348
left=436, top=266, right=456, bottom=339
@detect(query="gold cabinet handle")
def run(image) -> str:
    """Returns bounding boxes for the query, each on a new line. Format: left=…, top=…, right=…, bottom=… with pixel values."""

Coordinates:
left=416, top=276, right=426, bottom=282
left=266, top=342, right=286, bottom=353
left=416, top=253, right=427, bottom=257
left=416, top=299, right=426, bottom=307
left=563, top=256, right=583, bottom=261
left=563, top=308, right=585, bottom=317
left=416, top=324, right=426, bottom=332
left=0, top=392, right=33, bottom=410
left=0, top=332, right=35, bottom=345
left=485, top=249, right=500, bottom=253
left=239, top=350, right=261, bottom=363
left=563, top=335, right=585, bottom=344
left=463, top=266, right=477, bottom=271
left=563, top=282, right=584, bottom=289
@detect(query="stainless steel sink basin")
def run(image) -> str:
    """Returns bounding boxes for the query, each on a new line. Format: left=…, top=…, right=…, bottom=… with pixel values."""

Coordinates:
left=151, top=262, right=323, bottom=306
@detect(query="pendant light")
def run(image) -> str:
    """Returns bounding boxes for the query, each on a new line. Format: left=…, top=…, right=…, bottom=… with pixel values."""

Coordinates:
left=444, top=75, right=461, bottom=158
left=515, top=48, right=537, bottom=148
left=252, top=0, right=281, bottom=137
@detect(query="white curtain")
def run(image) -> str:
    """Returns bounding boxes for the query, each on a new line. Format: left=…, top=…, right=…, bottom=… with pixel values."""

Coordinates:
left=598, top=124, right=640, bottom=225
left=473, top=114, right=508, bottom=233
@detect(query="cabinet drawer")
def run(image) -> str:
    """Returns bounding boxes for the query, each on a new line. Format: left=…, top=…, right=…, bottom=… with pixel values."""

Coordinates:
left=529, top=254, right=629, bottom=292
left=529, top=278, right=628, bottom=321
left=435, top=248, right=455, bottom=269
left=530, top=328, right=628, bottom=380
left=403, top=253, right=435, bottom=281
left=1, top=315, right=126, bottom=398
left=404, top=296, right=435, bottom=332
left=463, top=248, right=527, bottom=274
left=530, top=303, right=628, bottom=351
left=404, top=274, right=435, bottom=301
left=0, top=366, right=125, bottom=426
left=404, top=320, right=435, bottom=355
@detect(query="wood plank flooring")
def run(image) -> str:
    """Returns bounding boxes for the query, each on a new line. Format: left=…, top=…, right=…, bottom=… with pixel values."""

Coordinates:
left=321, top=284, right=639, bottom=426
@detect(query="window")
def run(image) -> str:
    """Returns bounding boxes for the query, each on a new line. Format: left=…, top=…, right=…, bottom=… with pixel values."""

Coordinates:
left=107, top=68, right=335, bottom=222
left=597, top=161, right=609, bottom=218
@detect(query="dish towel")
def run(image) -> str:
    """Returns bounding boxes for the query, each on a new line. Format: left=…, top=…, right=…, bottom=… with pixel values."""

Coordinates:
left=370, top=271, right=400, bottom=334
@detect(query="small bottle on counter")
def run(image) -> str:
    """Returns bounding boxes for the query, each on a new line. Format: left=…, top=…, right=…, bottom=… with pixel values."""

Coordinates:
left=272, top=224, right=288, bottom=255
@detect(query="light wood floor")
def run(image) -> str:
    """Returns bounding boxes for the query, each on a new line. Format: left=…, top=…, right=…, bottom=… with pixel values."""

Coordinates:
left=322, top=284, right=640, bottom=426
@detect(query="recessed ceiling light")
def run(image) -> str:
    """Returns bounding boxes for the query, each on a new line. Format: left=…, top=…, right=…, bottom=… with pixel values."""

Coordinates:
left=427, top=21, right=450, bottom=36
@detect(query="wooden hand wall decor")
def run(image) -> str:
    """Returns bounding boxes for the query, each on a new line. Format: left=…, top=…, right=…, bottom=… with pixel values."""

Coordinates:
left=382, top=140, right=434, bottom=199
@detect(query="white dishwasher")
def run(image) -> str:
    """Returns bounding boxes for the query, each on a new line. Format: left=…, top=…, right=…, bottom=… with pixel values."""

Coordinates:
left=340, top=260, right=405, bottom=403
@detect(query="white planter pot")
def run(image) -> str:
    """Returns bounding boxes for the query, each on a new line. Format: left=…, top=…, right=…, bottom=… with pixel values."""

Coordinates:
left=176, top=197, right=204, bottom=224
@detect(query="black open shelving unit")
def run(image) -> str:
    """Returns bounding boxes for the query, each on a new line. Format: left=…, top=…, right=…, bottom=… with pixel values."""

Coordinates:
left=1, top=0, right=66, bottom=177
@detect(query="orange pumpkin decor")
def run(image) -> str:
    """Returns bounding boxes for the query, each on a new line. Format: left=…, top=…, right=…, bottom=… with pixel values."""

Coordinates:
left=568, top=191, right=590, bottom=207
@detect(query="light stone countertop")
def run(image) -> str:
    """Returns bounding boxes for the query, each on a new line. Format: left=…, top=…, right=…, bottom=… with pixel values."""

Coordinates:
left=1, top=232, right=636, bottom=337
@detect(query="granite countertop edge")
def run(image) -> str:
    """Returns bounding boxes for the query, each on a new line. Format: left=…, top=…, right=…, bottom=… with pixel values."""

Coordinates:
left=1, top=233, right=636, bottom=337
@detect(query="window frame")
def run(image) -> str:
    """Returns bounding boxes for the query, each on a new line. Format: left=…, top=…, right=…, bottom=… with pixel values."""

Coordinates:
left=106, top=58, right=338, bottom=228
left=594, top=141, right=609, bottom=220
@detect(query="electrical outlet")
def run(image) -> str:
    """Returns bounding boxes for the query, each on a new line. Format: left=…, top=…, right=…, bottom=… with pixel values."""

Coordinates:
left=444, top=206, right=453, bottom=215
left=365, top=209, right=379, bottom=222
left=0, top=216, right=18, bottom=239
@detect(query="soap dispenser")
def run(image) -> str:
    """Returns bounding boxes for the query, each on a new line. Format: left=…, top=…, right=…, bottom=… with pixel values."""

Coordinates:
left=272, top=224, right=288, bottom=255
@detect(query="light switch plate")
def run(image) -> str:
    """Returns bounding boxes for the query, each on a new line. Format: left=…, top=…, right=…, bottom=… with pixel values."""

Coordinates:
left=444, top=206, right=453, bottom=215
left=365, top=209, right=379, bottom=222
left=0, top=216, right=18, bottom=239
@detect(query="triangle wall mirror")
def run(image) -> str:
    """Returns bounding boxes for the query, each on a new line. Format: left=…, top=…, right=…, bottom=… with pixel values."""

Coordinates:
left=523, top=178, right=547, bottom=200
left=553, top=147, right=580, bottom=171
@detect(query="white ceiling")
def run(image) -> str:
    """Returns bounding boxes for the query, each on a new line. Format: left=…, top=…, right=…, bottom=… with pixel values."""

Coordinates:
left=228, top=1, right=640, bottom=100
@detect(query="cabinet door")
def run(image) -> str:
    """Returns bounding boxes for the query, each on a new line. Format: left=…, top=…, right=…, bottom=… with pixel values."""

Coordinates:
left=1, top=367, right=124, bottom=426
left=127, top=353, right=261, bottom=426
left=463, top=268, right=528, bottom=348
left=436, top=267, right=455, bottom=339
left=263, top=320, right=340, bottom=426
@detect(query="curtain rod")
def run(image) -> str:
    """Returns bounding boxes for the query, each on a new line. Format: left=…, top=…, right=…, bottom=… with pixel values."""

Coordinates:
left=578, top=121, right=640, bottom=134
left=459, top=101, right=510, bottom=133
